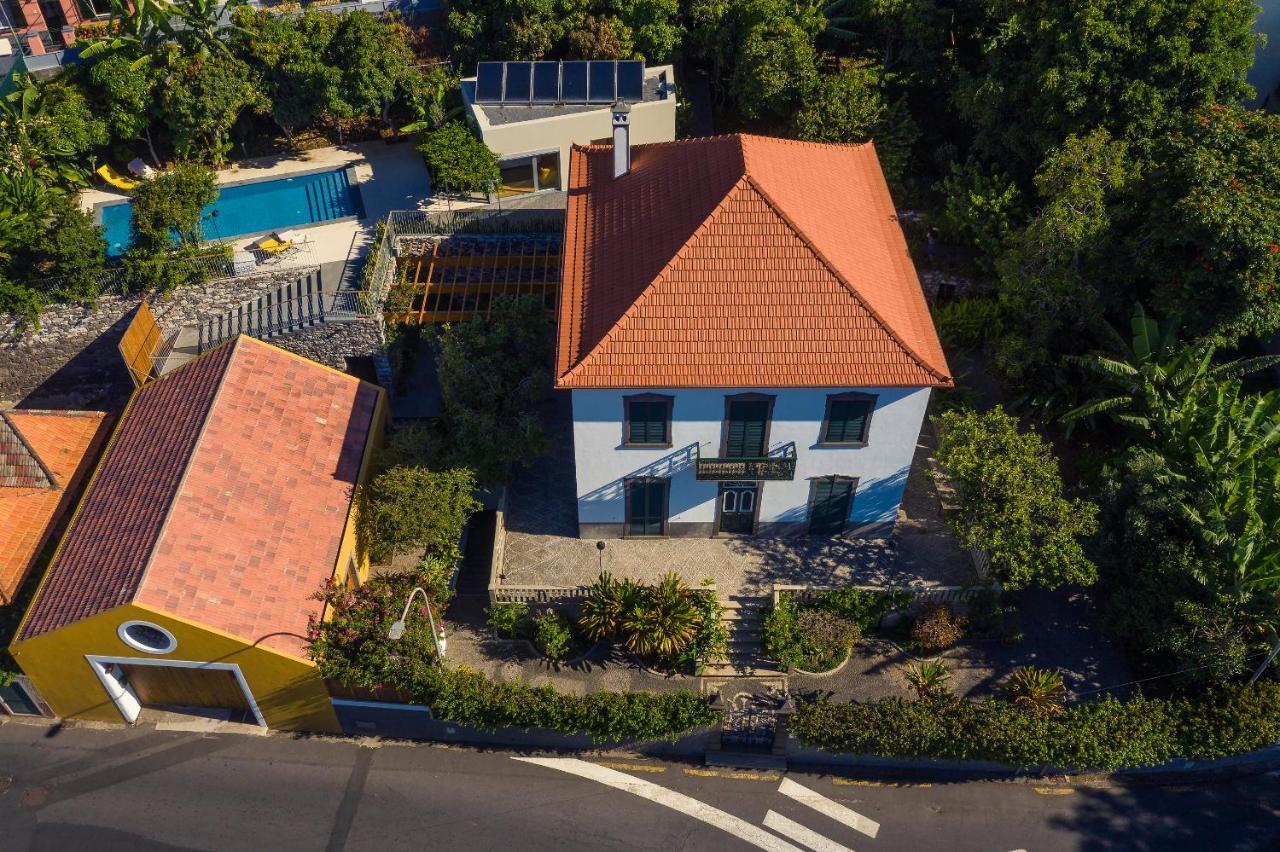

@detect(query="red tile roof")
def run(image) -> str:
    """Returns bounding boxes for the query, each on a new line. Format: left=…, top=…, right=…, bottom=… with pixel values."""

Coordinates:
left=18, top=337, right=379, bottom=658
left=556, top=134, right=951, bottom=389
left=0, top=411, right=111, bottom=606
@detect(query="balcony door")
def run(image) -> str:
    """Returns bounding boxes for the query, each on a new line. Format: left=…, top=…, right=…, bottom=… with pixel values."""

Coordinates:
left=809, top=477, right=855, bottom=536
left=724, top=398, right=770, bottom=458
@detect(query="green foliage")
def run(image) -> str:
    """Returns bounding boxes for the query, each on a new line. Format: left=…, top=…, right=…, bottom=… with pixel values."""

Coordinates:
left=431, top=294, right=552, bottom=487
left=808, top=585, right=911, bottom=634
left=790, top=684, right=1280, bottom=770
left=936, top=160, right=1022, bottom=266
left=930, top=298, right=1004, bottom=352
left=909, top=602, right=967, bottom=652
left=0, top=74, right=105, bottom=186
left=486, top=601, right=531, bottom=638
left=358, top=465, right=481, bottom=564
left=162, top=51, right=260, bottom=163
left=1002, top=666, right=1067, bottom=716
left=306, top=566, right=442, bottom=687
left=328, top=11, right=414, bottom=122
left=88, top=51, right=160, bottom=148
left=577, top=572, right=721, bottom=670
left=935, top=407, right=1099, bottom=589
left=578, top=571, right=641, bottom=640
left=41, top=200, right=109, bottom=303
left=0, top=277, right=44, bottom=330
left=417, top=121, right=500, bottom=196
left=230, top=8, right=339, bottom=140
left=762, top=596, right=860, bottom=673
left=129, top=161, right=218, bottom=254
left=534, top=609, right=575, bottom=659
left=903, top=660, right=950, bottom=701
left=621, top=573, right=700, bottom=661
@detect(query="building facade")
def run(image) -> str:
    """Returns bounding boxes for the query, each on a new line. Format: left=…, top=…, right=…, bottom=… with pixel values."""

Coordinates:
left=556, top=133, right=952, bottom=539
left=461, top=61, right=676, bottom=194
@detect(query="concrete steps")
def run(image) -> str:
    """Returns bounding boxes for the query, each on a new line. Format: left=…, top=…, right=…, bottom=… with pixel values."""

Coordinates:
left=702, top=597, right=782, bottom=679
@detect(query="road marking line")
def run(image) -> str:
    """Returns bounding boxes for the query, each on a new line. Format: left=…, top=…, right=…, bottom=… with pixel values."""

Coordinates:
left=763, top=810, right=855, bottom=852
left=513, top=757, right=803, bottom=852
left=1032, top=787, right=1074, bottom=796
left=589, top=760, right=667, bottom=773
left=778, top=778, right=880, bottom=839
left=684, top=767, right=781, bottom=782
left=832, top=778, right=931, bottom=789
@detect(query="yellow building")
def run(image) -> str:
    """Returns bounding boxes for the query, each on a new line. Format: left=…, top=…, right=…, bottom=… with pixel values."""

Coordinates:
left=9, top=335, right=384, bottom=732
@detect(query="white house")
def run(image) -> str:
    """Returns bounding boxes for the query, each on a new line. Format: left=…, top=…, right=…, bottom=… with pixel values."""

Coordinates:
left=461, top=60, right=677, bottom=194
left=555, top=130, right=953, bottom=539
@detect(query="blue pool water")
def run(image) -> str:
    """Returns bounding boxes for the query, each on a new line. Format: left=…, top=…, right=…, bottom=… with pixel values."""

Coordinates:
left=100, top=167, right=365, bottom=257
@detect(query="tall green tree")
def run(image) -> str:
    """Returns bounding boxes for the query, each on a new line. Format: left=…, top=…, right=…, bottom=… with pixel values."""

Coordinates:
left=88, top=51, right=163, bottom=166
left=358, top=465, right=481, bottom=564
left=128, top=161, right=218, bottom=255
left=935, top=406, right=1099, bottom=589
left=162, top=51, right=260, bottom=164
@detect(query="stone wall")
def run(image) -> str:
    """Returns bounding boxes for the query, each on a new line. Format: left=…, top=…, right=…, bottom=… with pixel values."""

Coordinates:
left=270, top=318, right=385, bottom=373
left=0, top=268, right=327, bottom=410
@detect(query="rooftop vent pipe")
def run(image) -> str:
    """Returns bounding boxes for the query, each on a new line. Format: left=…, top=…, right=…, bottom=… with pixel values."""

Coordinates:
left=611, top=101, right=631, bottom=179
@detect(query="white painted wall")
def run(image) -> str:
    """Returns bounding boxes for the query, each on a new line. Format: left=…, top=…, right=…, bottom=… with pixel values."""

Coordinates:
left=570, top=386, right=931, bottom=535
left=461, top=66, right=678, bottom=191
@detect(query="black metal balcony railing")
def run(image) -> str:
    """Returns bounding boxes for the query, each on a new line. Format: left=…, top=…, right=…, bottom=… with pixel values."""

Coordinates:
left=694, top=444, right=797, bottom=482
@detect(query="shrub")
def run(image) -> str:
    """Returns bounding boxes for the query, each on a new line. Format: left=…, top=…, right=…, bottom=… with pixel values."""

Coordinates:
left=485, top=602, right=529, bottom=639
left=910, top=603, right=967, bottom=652
left=789, top=684, right=1280, bottom=771
left=815, top=586, right=911, bottom=634
left=622, top=573, right=699, bottom=662
left=534, top=609, right=574, bottom=660
left=763, top=597, right=859, bottom=672
left=931, top=297, right=1005, bottom=351
left=357, top=465, right=481, bottom=564
left=417, top=121, right=500, bottom=196
left=904, top=660, right=951, bottom=701
left=578, top=571, right=640, bottom=641
left=1003, top=666, right=1067, bottom=716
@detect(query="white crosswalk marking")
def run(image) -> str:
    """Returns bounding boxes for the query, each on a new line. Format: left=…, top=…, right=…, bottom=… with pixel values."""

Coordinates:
left=763, top=810, right=856, bottom=852
left=512, top=757, right=804, bottom=852
left=777, top=778, right=881, bottom=839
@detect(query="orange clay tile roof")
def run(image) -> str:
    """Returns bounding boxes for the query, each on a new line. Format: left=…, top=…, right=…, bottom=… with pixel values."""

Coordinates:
left=0, top=411, right=110, bottom=606
left=18, top=336, right=380, bottom=658
left=556, top=134, right=952, bottom=389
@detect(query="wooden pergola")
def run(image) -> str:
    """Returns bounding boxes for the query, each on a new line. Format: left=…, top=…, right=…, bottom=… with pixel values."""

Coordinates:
left=388, top=233, right=562, bottom=324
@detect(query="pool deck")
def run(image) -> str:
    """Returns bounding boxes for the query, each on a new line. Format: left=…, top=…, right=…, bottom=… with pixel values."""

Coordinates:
left=81, top=141, right=435, bottom=277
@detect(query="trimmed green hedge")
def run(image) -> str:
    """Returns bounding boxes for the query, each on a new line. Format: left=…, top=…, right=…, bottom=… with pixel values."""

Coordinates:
left=385, top=659, right=717, bottom=743
left=790, top=684, right=1280, bottom=770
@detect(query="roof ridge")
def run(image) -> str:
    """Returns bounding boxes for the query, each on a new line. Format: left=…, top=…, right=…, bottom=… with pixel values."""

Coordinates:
left=0, top=411, right=58, bottom=489
left=739, top=171, right=950, bottom=385
left=558, top=173, right=752, bottom=385
left=131, top=335, right=243, bottom=600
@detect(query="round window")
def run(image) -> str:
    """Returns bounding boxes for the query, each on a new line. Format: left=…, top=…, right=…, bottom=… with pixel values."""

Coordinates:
left=117, top=621, right=177, bottom=654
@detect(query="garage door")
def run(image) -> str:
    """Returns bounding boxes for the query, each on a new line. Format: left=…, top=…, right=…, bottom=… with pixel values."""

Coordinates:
left=118, top=664, right=251, bottom=711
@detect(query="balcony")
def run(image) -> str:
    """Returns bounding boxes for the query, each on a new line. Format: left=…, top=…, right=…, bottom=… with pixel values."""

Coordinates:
left=694, top=443, right=797, bottom=482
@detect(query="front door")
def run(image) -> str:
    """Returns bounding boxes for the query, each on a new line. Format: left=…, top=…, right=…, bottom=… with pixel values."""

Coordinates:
left=809, top=478, right=854, bottom=536
left=725, top=399, right=769, bottom=458
left=626, top=477, right=667, bottom=537
left=718, top=484, right=758, bottom=535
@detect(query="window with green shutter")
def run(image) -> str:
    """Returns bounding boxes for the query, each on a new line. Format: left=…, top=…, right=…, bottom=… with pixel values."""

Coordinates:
left=809, top=477, right=855, bottom=536
left=821, top=394, right=875, bottom=445
left=624, top=395, right=672, bottom=446
left=626, top=478, right=668, bottom=537
left=724, top=398, right=770, bottom=457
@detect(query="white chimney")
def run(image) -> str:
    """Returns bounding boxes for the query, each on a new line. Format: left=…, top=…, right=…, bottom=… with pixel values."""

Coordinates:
left=611, top=101, right=631, bottom=179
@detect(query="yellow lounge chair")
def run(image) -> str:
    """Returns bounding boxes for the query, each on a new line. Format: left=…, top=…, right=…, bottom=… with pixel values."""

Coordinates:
left=249, top=235, right=296, bottom=264
left=95, top=164, right=140, bottom=191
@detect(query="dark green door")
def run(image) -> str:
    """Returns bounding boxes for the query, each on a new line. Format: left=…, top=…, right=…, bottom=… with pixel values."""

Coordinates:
left=725, top=400, right=769, bottom=457
left=718, top=485, right=757, bottom=535
left=809, top=478, right=854, bottom=536
left=627, top=478, right=666, bottom=536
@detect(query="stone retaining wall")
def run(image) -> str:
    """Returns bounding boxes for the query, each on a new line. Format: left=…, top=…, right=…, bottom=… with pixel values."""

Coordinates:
left=0, top=268, right=333, bottom=409
left=269, top=318, right=384, bottom=372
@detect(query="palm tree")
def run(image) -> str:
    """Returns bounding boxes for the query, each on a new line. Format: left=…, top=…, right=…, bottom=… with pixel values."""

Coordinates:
left=81, top=0, right=246, bottom=65
left=622, top=573, right=699, bottom=662
left=1003, top=666, right=1066, bottom=716
left=1062, top=304, right=1280, bottom=435
left=903, top=660, right=950, bottom=701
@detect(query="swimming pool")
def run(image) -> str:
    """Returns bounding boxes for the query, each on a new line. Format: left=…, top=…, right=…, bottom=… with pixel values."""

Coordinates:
left=99, top=167, right=366, bottom=257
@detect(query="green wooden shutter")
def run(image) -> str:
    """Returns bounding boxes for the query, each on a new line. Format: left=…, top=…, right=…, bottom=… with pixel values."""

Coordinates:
left=726, top=400, right=769, bottom=457
left=809, top=478, right=853, bottom=536
left=628, top=400, right=668, bottom=445
left=627, top=479, right=666, bottom=536
left=825, top=399, right=871, bottom=443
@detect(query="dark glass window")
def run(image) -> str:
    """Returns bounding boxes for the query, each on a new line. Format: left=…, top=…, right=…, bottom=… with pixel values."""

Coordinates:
left=626, top=397, right=670, bottom=446
left=627, top=478, right=667, bottom=537
left=822, top=396, right=873, bottom=444
left=809, top=478, right=854, bottom=536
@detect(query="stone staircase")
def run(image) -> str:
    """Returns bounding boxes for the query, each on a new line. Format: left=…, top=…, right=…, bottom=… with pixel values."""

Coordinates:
left=702, top=596, right=782, bottom=679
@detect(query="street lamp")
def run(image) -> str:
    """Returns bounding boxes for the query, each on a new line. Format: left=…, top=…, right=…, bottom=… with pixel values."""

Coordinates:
left=388, top=586, right=447, bottom=659
left=596, top=540, right=606, bottom=574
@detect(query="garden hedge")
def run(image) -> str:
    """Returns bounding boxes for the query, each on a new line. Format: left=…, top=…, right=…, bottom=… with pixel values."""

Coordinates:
left=387, top=659, right=718, bottom=743
left=789, top=684, right=1280, bottom=770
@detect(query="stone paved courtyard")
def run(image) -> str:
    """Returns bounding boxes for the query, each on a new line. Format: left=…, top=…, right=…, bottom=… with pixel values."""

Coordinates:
left=496, top=397, right=973, bottom=599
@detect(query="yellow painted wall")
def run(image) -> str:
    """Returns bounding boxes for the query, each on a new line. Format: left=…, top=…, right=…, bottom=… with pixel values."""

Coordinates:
left=9, top=603, right=341, bottom=733
left=332, top=385, right=387, bottom=589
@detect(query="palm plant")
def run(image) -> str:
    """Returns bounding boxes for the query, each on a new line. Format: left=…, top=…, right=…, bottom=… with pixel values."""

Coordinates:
left=903, top=660, right=951, bottom=701
left=1002, top=666, right=1066, bottom=716
left=81, top=0, right=247, bottom=66
left=622, top=573, right=699, bottom=661
left=1062, top=304, right=1280, bottom=435
left=577, top=572, right=640, bottom=641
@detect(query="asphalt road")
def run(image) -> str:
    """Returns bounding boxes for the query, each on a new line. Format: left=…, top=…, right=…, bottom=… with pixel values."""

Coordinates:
left=1, top=720, right=1278, bottom=852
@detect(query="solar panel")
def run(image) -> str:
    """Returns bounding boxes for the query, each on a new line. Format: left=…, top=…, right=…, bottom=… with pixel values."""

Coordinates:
left=475, top=62, right=504, bottom=103
left=616, top=61, right=644, bottom=102
left=532, top=62, right=559, bottom=103
left=588, top=60, right=615, bottom=102
left=505, top=61, right=532, bottom=102
left=561, top=61, right=588, bottom=102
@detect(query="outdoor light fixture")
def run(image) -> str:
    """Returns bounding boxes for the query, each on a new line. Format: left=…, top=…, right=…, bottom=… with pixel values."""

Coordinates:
left=596, top=540, right=606, bottom=573
left=388, top=586, right=447, bottom=660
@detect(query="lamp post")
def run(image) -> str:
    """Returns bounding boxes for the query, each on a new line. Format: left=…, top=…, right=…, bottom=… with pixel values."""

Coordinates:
left=388, top=586, right=447, bottom=660
left=595, top=540, right=606, bottom=574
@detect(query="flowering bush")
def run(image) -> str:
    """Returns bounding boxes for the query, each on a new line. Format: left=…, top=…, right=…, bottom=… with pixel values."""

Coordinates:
left=307, top=567, right=443, bottom=687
